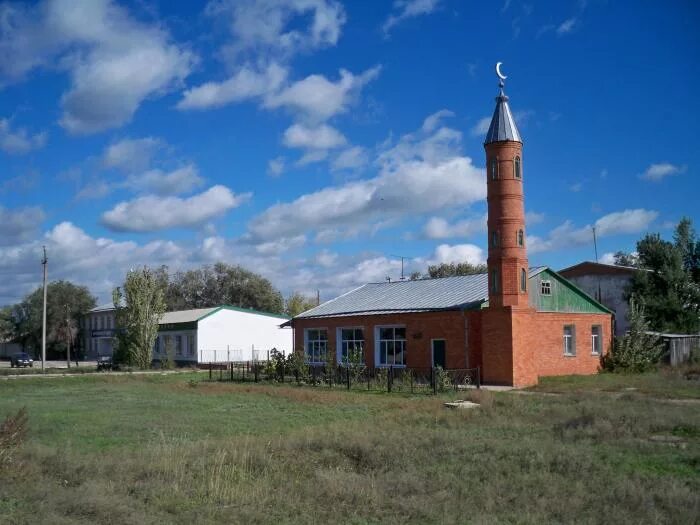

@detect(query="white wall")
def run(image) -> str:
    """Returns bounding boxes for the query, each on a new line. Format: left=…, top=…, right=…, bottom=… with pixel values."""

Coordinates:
left=197, top=308, right=292, bottom=362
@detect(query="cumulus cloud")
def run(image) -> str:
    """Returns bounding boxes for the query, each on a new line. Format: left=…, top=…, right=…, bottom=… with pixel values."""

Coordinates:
left=0, top=206, right=45, bottom=246
left=102, top=137, right=162, bottom=171
left=283, top=123, right=346, bottom=150
left=124, top=165, right=204, bottom=196
left=101, top=185, right=250, bottom=232
left=331, top=146, right=369, bottom=172
left=427, top=243, right=485, bottom=266
left=177, top=63, right=287, bottom=111
left=267, top=156, right=285, bottom=177
left=639, top=162, right=686, bottom=182
left=528, top=209, right=659, bottom=254
left=422, top=109, right=454, bottom=133
left=0, top=0, right=195, bottom=134
left=0, top=118, right=47, bottom=154
left=247, top=116, right=486, bottom=242
left=382, top=0, right=442, bottom=36
left=422, top=215, right=487, bottom=240
left=471, top=116, right=492, bottom=137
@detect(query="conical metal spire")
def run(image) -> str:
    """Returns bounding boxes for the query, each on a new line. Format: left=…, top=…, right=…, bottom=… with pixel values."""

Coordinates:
left=484, top=72, right=521, bottom=145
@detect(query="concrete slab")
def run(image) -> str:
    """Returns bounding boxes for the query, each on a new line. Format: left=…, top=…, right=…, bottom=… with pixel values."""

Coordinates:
left=444, top=400, right=480, bottom=409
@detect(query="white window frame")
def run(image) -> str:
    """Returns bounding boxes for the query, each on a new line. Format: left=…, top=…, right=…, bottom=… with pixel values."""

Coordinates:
left=336, top=327, right=365, bottom=366
left=563, top=325, right=576, bottom=356
left=541, top=280, right=552, bottom=296
left=591, top=325, right=602, bottom=355
left=374, top=325, right=407, bottom=367
left=304, top=328, right=328, bottom=364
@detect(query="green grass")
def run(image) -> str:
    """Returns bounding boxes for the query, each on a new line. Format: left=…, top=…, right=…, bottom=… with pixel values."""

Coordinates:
left=1, top=372, right=699, bottom=524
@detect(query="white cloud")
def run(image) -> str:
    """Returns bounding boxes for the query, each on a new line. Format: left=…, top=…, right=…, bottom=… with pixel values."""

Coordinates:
left=124, top=165, right=204, bottom=196
left=0, top=118, right=47, bottom=154
left=471, top=116, right=491, bottom=137
left=331, top=146, right=369, bottom=172
left=101, top=185, right=250, bottom=232
left=556, top=17, right=577, bottom=34
left=0, top=206, right=45, bottom=246
left=177, top=63, right=287, bottom=111
left=247, top=117, right=485, bottom=242
left=422, top=215, right=487, bottom=239
left=525, top=211, right=545, bottom=225
left=267, top=156, right=285, bottom=177
left=528, top=209, right=659, bottom=254
left=428, top=243, right=485, bottom=266
left=382, top=0, right=442, bottom=35
left=0, top=0, right=195, bottom=134
left=255, top=235, right=306, bottom=256
left=639, top=162, right=686, bottom=182
left=422, top=109, right=454, bottom=133
left=599, top=252, right=616, bottom=265
left=283, top=123, right=346, bottom=150
left=315, top=249, right=338, bottom=268
left=205, top=0, right=346, bottom=61
left=102, top=137, right=162, bottom=171
left=264, top=66, right=381, bottom=122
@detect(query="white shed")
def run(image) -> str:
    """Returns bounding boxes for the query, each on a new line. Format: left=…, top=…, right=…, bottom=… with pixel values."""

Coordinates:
left=154, top=305, right=292, bottom=364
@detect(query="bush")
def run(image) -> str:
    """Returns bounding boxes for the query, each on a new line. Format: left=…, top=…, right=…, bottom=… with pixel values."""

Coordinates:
left=0, top=408, right=28, bottom=466
left=603, top=297, right=664, bottom=373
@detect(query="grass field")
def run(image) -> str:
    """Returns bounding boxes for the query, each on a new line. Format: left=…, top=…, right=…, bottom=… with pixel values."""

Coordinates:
left=0, top=371, right=698, bottom=524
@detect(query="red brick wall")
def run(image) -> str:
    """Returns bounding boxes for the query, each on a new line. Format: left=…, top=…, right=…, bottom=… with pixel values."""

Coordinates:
left=293, top=311, right=479, bottom=369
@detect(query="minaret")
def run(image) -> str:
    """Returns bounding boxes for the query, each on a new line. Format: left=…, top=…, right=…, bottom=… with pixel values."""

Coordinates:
left=484, top=65, right=529, bottom=308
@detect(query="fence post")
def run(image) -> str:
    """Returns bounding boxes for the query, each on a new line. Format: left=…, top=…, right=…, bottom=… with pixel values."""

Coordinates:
left=230, top=362, right=233, bottom=382
left=476, top=366, right=481, bottom=389
left=227, top=345, right=230, bottom=363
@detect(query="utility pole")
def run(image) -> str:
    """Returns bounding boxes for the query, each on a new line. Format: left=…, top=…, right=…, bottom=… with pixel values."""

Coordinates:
left=41, top=246, right=48, bottom=372
left=65, top=304, right=71, bottom=369
left=316, top=289, right=320, bottom=306
left=390, top=254, right=408, bottom=281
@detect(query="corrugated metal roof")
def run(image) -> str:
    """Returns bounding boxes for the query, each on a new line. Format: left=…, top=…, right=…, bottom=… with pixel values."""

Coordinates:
left=484, top=88, right=521, bottom=144
left=296, top=268, right=552, bottom=320
left=160, top=307, right=218, bottom=324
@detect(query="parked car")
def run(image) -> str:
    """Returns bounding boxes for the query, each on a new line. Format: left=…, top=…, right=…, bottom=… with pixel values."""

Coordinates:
left=96, top=355, right=113, bottom=371
left=10, top=353, right=33, bottom=368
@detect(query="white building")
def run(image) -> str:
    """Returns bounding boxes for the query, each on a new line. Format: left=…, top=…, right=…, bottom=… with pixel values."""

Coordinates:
left=83, top=305, right=292, bottom=363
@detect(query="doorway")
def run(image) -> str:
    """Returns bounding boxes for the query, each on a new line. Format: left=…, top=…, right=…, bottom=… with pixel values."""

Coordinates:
left=432, top=339, right=446, bottom=369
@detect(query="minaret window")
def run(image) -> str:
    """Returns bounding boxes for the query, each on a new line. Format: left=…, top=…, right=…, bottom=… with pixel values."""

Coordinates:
left=514, top=156, right=521, bottom=179
left=490, top=159, right=498, bottom=180
left=520, top=268, right=527, bottom=292
left=517, top=229, right=524, bottom=247
left=491, top=231, right=499, bottom=247
left=491, top=269, right=499, bottom=293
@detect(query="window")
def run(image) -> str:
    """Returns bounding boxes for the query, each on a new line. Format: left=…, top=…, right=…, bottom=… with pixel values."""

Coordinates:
left=187, top=334, right=195, bottom=357
left=541, top=280, right=552, bottom=295
left=305, top=329, right=328, bottom=363
left=491, top=231, right=499, bottom=248
left=520, top=268, right=527, bottom=292
left=377, top=327, right=406, bottom=366
left=491, top=268, right=499, bottom=293
left=591, top=325, right=602, bottom=355
left=153, top=337, right=161, bottom=355
left=514, top=156, right=521, bottom=179
left=517, top=229, right=524, bottom=247
left=563, top=325, right=576, bottom=356
left=174, top=335, right=182, bottom=357
left=490, top=158, right=498, bottom=180
left=339, top=328, right=364, bottom=365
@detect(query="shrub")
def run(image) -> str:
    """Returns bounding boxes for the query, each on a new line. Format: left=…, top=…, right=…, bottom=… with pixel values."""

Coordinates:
left=603, top=297, right=664, bottom=373
left=0, top=408, right=28, bottom=466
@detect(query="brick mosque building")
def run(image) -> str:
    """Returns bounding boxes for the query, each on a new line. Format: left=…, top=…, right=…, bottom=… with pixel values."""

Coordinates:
left=288, top=67, right=613, bottom=387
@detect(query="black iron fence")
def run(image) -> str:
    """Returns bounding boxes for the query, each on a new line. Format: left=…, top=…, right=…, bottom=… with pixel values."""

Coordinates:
left=201, top=362, right=480, bottom=394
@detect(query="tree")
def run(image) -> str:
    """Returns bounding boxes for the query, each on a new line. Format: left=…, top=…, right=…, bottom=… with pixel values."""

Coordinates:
left=113, top=267, right=166, bottom=369
left=613, top=251, right=638, bottom=267
left=426, top=262, right=488, bottom=279
left=2, top=281, right=96, bottom=358
left=164, top=263, right=284, bottom=314
left=284, top=292, right=318, bottom=317
left=603, top=297, right=664, bottom=372
left=627, top=219, right=700, bottom=333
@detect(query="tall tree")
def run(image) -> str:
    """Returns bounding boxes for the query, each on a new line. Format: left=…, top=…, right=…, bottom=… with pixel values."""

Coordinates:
left=426, top=262, right=488, bottom=278
left=3, top=281, right=95, bottom=358
left=113, top=267, right=166, bottom=368
left=165, top=263, right=284, bottom=314
left=613, top=251, right=638, bottom=267
left=628, top=219, right=700, bottom=333
left=284, top=292, right=318, bottom=317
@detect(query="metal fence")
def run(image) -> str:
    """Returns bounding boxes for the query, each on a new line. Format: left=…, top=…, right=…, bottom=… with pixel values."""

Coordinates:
left=201, top=362, right=481, bottom=394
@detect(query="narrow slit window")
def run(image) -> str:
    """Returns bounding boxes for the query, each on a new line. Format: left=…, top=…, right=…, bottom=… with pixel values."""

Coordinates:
left=520, top=268, right=527, bottom=292
left=517, top=229, right=524, bottom=247
left=491, top=231, right=499, bottom=247
left=514, top=156, right=521, bottom=179
left=491, top=269, right=499, bottom=293
left=490, top=158, right=498, bottom=180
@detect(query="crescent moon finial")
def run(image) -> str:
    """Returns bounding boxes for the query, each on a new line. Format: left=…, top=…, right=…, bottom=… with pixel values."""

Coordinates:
left=495, top=61, right=507, bottom=82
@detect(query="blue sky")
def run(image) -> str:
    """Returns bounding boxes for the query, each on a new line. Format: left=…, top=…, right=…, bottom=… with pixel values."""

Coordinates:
left=1, top=0, right=698, bottom=305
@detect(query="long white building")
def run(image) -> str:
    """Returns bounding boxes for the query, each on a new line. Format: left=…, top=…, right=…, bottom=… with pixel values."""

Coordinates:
left=82, top=305, right=292, bottom=363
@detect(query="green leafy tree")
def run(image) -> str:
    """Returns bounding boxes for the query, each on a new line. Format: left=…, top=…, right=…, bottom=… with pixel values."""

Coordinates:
left=164, top=263, right=284, bottom=314
left=604, top=297, right=664, bottom=372
left=284, top=292, right=317, bottom=317
left=2, top=281, right=95, bottom=358
left=628, top=218, right=700, bottom=333
left=426, top=262, right=488, bottom=278
left=113, top=267, right=166, bottom=369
